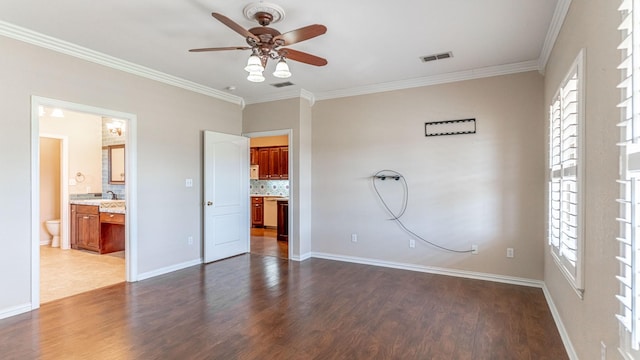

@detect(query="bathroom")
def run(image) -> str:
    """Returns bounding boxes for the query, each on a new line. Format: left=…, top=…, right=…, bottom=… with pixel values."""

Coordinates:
left=39, top=106, right=126, bottom=303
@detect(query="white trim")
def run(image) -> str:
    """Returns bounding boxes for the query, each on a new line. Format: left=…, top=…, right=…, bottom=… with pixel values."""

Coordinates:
left=40, top=240, right=50, bottom=246
left=291, top=252, right=312, bottom=262
left=542, top=284, right=579, bottom=359
left=311, top=252, right=544, bottom=288
left=31, top=101, right=40, bottom=308
left=0, top=19, right=547, bottom=107
left=137, top=259, right=202, bottom=281
left=31, top=96, right=139, bottom=309
left=313, top=60, right=540, bottom=102
left=300, top=89, right=315, bottom=107
left=243, top=129, right=295, bottom=261
left=538, top=0, right=573, bottom=73
left=243, top=61, right=540, bottom=105
left=0, top=303, right=32, bottom=320
left=0, top=21, right=243, bottom=106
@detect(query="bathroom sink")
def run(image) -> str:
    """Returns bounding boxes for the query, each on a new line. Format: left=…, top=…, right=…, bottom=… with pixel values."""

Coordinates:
left=99, top=200, right=125, bottom=209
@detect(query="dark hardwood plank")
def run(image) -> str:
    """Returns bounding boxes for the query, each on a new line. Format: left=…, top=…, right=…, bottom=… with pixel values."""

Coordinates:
left=0, top=255, right=567, bottom=359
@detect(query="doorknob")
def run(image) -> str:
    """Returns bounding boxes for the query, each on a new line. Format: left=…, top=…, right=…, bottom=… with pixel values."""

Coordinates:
left=207, top=201, right=213, bottom=206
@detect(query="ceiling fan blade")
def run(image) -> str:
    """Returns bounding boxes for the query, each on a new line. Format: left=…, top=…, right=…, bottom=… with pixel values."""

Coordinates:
left=211, top=12, right=260, bottom=42
left=279, top=48, right=327, bottom=66
left=274, top=24, right=327, bottom=46
left=189, top=46, right=251, bottom=52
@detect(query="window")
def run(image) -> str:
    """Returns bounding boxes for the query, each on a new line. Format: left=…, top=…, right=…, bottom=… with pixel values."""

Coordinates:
left=618, top=0, right=640, bottom=353
left=548, top=49, right=585, bottom=296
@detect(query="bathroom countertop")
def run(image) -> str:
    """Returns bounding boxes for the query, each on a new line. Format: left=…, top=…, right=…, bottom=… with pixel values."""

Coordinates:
left=70, top=199, right=125, bottom=214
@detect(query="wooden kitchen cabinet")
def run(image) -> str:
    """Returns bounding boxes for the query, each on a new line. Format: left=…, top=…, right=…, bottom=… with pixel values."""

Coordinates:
left=73, top=205, right=100, bottom=252
left=250, top=148, right=258, bottom=165
left=258, top=148, right=270, bottom=179
left=256, top=146, right=288, bottom=180
left=277, top=200, right=288, bottom=241
left=251, top=197, right=264, bottom=227
left=279, top=147, right=288, bottom=180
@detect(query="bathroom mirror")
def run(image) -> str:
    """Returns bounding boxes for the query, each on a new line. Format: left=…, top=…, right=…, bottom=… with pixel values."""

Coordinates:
left=108, top=145, right=125, bottom=184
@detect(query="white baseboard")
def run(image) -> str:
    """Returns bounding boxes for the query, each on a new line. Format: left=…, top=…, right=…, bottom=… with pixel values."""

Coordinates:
left=137, top=258, right=202, bottom=281
left=290, top=252, right=312, bottom=262
left=542, top=284, right=578, bottom=359
left=0, top=303, right=32, bottom=320
left=311, top=252, right=544, bottom=288
left=40, top=239, right=50, bottom=246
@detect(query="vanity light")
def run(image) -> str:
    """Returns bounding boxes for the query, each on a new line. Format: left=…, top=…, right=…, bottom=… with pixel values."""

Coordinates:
left=107, top=121, right=125, bottom=136
left=51, top=108, right=65, bottom=118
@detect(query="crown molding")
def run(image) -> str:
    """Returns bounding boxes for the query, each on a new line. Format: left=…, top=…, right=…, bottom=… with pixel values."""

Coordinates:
left=246, top=60, right=540, bottom=105
left=313, top=60, right=540, bottom=101
left=0, top=21, right=244, bottom=106
left=538, top=0, right=572, bottom=74
left=300, top=89, right=315, bottom=106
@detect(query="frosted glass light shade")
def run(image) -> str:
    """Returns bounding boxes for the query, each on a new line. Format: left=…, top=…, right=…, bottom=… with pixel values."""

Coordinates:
left=244, top=55, right=264, bottom=73
left=247, top=71, right=265, bottom=82
left=273, top=59, right=291, bottom=78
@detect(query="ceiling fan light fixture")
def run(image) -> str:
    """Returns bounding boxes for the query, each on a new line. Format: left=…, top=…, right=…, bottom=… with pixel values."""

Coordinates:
left=273, top=58, right=292, bottom=78
left=244, top=54, right=264, bottom=73
left=247, top=71, right=265, bottom=82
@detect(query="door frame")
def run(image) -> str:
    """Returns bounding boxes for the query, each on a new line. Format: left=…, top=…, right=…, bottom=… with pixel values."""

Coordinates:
left=31, top=96, right=138, bottom=308
left=243, top=129, right=293, bottom=260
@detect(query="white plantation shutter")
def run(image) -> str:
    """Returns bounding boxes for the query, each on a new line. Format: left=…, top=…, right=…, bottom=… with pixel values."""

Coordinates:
left=548, top=50, right=584, bottom=295
left=617, top=0, right=640, bottom=350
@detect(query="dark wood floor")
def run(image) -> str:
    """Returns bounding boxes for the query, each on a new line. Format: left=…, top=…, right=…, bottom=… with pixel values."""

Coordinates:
left=0, top=255, right=567, bottom=359
left=251, top=227, right=288, bottom=259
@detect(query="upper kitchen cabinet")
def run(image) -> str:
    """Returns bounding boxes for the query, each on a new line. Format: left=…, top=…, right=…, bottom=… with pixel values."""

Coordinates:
left=250, top=148, right=258, bottom=166
left=256, top=146, right=288, bottom=180
left=279, top=147, right=288, bottom=179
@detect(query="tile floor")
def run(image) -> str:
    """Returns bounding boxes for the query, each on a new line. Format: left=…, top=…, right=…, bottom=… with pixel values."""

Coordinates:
left=40, top=246, right=125, bottom=303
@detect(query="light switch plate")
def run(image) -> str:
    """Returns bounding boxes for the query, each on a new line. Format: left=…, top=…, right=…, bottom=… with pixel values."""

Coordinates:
left=185, top=178, right=193, bottom=187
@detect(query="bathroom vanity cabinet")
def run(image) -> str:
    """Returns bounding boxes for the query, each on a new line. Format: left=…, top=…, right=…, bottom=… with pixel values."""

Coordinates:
left=70, top=204, right=125, bottom=254
left=71, top=204, right=100, bottom=252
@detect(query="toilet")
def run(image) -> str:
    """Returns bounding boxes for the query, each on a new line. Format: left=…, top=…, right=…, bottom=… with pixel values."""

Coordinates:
left=45, top=219, right=61, bottom=247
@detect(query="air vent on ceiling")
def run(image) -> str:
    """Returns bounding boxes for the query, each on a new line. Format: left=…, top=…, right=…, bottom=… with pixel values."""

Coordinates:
left=271, top=81, right=295, bottom=88
left=420, top=51, right=453, bottom=63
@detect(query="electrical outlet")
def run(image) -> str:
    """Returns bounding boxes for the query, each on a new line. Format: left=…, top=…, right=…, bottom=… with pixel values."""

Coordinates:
left=351, top=233, right=357, bottom=243
left=471, top=244, right=478, bottom=254
left=409, top=239, right=416, bottom=248
left=507, top=248, right=514, bottom=258
left=188, top=236, right=193, bottom=245
left=600, top=341, right=606, bottom=360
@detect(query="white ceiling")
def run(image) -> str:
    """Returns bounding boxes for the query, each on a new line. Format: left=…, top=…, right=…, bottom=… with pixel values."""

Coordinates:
left=0, top=0, right=560, bottom=104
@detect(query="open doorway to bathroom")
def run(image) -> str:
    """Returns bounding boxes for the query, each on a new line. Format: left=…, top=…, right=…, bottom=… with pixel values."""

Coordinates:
left=246, top=132, right=291, bottom=260
left=32, top=97, right=137, bottom=307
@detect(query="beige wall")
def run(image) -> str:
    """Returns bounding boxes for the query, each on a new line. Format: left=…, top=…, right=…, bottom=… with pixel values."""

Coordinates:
left=0, top=35, right=242, bottom=313
left=311, top=71, right=545, bottom=279
left=40, top=110, right=102, bottom=195
left=243, top=98, right=313, bottom=258
left=39, top=137, right=60, bottom=243
left=542, top=1, right=621, bottom=358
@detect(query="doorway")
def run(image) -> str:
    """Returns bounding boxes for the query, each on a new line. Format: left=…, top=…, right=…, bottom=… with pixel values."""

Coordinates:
left=245, top=130, right=291, bottom=260
left=31, top=96, right=138, bottom=309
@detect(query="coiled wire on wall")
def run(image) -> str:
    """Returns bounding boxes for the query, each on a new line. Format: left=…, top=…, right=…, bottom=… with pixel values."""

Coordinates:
left=372, top=170, right=473, bottom=253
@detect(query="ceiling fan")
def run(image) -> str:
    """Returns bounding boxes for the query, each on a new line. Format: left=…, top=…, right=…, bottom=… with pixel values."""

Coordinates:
left=189, top=2, right=328, bottom=82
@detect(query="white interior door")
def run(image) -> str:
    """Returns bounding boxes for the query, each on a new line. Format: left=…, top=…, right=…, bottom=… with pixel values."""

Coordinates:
left=203, top=131, right=249, bottom=263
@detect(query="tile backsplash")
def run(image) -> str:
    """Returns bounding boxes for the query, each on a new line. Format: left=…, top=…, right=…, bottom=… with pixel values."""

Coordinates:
left=250, top=180, right=289, bottom=196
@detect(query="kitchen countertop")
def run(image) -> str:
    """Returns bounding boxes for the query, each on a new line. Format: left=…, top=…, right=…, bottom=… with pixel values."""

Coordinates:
left=250, top=195, right=288, bottom=201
